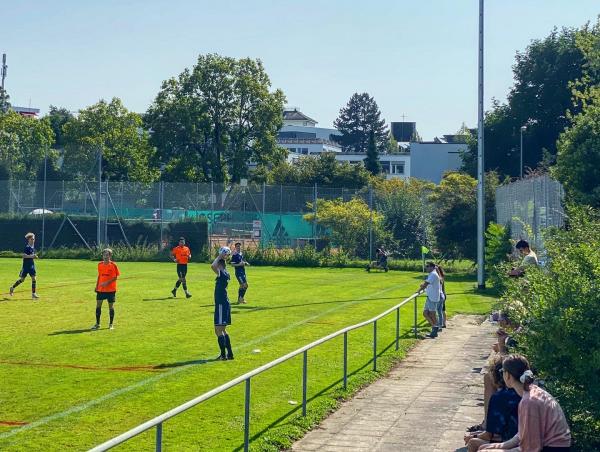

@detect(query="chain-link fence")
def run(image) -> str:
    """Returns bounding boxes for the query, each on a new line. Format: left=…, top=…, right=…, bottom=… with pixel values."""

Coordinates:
left=0, top=179, right=376, bottom=252
left=495, top=174, right=565, bottom=254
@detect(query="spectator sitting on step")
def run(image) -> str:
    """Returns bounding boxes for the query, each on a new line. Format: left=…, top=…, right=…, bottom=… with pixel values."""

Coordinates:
left=467, top=325, right=518, bottom=434
left=464, top=355, right=521, bottom=452
left=479, top=354, right=571, bottom=451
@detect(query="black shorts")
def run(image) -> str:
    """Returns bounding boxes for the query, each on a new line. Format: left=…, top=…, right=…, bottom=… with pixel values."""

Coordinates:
left=20, top=266, right=36, bottom=278
left=177, top=264, right=188, bottom=278
left=235, top=272, right=247, bottom=285
left=96, top=291, right=116, bottom=303
left=214, top=301, right=231, bottom=326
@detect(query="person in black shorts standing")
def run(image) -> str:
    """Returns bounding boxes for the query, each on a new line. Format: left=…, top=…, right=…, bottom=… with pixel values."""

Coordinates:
left=211, top=246, right=234, bottom=360
left=231, top=242, right=250, bottom=304
left=9, top=232, right=39, bottom=299
left=171, top=237, right=192, bottom=298
left=91, top=248, right=120, bottom=331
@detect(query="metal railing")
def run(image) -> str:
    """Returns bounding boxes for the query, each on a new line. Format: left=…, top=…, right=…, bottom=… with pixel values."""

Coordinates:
left=89, top=290, right=424, bottom=452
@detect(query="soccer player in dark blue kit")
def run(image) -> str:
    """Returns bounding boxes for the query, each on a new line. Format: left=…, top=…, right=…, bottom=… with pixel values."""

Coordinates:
left=9, top=232, right=40, bottom=299
left=211, top=247, right=234, bottom=360
left=231, top=242, right=250, bottom=304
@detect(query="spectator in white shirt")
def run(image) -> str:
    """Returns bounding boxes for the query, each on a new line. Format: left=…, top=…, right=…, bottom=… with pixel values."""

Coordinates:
left=419, top=261, right=441, bottom=338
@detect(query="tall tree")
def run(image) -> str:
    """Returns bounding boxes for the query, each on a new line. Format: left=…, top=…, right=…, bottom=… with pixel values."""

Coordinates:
left=554, top=98, right=600, bottom=207
left=333, top=93, right=388, bottom=153
left=46, top=106, right=74, bottom=150
left=146, top=54, right=286, bottom=183
left=364, top=130, right=382, bottom=175
left=0, top=111, right=54, bottom=179
left=461, top=25, right=598, bottom=177
left=62, top=98, right=157, bottom=182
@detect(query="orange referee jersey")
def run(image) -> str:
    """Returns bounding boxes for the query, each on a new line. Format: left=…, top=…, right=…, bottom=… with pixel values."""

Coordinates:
left=172, top=245, right=191, bottom=264
left=97, top=261, right=120, bottom=292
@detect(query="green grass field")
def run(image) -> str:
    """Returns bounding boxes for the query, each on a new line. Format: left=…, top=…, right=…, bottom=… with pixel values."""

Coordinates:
left=0, top=258, right=495, bottom=451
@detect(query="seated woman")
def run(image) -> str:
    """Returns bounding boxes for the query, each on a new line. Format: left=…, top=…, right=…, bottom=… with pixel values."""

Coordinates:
left=464, top=355, right=521, bottom=452
left=479, top=354, right=571, bottom=452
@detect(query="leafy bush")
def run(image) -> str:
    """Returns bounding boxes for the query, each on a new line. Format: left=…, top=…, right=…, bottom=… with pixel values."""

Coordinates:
left=374, top=179, right=434, bottom=258
left=485, top=222, right=513, bottom=291
left=500, top=206, right=600, bottom=450
left=0, top=214, right=208, bottom=255
left=304, top=198, right=390, bottom=258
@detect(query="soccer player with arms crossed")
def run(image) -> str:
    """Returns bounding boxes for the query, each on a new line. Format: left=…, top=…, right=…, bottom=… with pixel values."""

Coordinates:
left=171, top=237, right=192, bottom=299
left=231, top=242, right=250, bottom=304
left=9, top=232, right=40, bottom=299
left=92, top=248, right=120, bottom=331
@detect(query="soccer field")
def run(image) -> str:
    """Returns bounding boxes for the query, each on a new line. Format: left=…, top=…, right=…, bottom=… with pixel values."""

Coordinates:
left=0, top=258, right=494, bottom=451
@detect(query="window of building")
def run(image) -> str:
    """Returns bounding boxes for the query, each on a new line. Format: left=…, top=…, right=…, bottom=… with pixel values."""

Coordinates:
left=301, top=148, right=309, bottom=154
left=289, top=147, right=296, bottom=153
left=381, top=161, right=391, bottom=173
left=391, top=163, right=405, bottom=174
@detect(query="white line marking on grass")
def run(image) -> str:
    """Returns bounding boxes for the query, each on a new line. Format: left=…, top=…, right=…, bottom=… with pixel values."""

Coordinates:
left=0, top=280, right=413, bottom=441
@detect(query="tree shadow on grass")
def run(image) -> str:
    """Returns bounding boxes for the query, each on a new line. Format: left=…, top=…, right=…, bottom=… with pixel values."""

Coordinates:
left=232, top=335, right=426, bottom=451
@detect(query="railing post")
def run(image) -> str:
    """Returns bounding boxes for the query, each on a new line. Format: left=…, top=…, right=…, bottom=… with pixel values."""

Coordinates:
left=155, top=423, right=162, bottom=452
left=244, top=378, right=250, bottom=452
left=373, top=320, right=377, bottom=372
left=302, top=351, right=308, bottom=416
left=395, top=307, right=400, bottom=351
left=414, top=296, right=418, bottom=338
left=343, top=332, right=348, bottom=390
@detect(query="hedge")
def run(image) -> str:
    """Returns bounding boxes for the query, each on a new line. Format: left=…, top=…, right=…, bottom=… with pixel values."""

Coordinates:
left=0, top=215, right=208, bottom=255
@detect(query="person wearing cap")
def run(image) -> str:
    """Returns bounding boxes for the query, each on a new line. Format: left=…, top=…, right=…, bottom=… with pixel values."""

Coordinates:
left=508, top=240, right=539, bottom=277
left=211, top=247, right=234, bottom=360
left=171, top=237, right=192, bottom=298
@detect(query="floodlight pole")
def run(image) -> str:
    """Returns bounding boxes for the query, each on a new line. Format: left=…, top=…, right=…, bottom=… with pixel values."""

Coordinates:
left=41, top=150, right=47, bottom=252
left=97, top=150, right=102, bottom=248
left=476, top=0, right=486, bottom=289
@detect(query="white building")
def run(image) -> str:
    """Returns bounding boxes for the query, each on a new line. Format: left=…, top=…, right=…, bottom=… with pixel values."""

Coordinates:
left=334, top=153, right=411, bottom=180
left=279, top=108, right=343, bottom=161
left=277, top=108, right=466, bottom=182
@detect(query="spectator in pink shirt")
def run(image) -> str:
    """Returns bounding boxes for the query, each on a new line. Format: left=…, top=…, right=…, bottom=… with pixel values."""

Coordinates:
left=479, top=354, right=571, bottom=452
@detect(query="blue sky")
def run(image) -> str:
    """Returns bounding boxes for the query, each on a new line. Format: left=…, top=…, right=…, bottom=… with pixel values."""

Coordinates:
left=2, top=1, right=598, bottom=139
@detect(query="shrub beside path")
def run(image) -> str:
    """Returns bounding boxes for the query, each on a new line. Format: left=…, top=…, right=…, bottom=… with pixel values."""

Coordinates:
left=292, top=314, right=496, bottom=452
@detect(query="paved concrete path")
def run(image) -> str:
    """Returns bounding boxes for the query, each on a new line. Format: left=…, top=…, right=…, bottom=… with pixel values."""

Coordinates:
left=292, top=315, right=496, bottom=452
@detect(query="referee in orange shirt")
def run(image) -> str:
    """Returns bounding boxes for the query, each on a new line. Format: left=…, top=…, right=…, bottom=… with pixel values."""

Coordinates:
left=171, top=237, right=192, bottom=298
left=91, top=248, right=120, bottom=331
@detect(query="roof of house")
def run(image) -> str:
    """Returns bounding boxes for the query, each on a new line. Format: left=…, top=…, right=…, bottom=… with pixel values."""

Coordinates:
left=283, top=109, right=318, bottom=124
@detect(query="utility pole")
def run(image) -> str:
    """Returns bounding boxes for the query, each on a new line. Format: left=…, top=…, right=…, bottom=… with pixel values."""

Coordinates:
left=1, top=54, right=6, bottom=90
left=1, top=53, right=8, bottom=112
left=476, top=0, right=486, bottom=289
left=97, top=150, right=102, bottom=248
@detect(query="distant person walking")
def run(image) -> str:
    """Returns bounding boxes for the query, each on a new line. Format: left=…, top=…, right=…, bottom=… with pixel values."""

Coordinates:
left=9, top=232, right=40, bottom=299
left=419, top=261, right=441, bottom=338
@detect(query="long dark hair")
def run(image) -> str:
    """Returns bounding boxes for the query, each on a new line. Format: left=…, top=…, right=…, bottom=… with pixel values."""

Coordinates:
left=503, top=354, right=534, bottom=390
